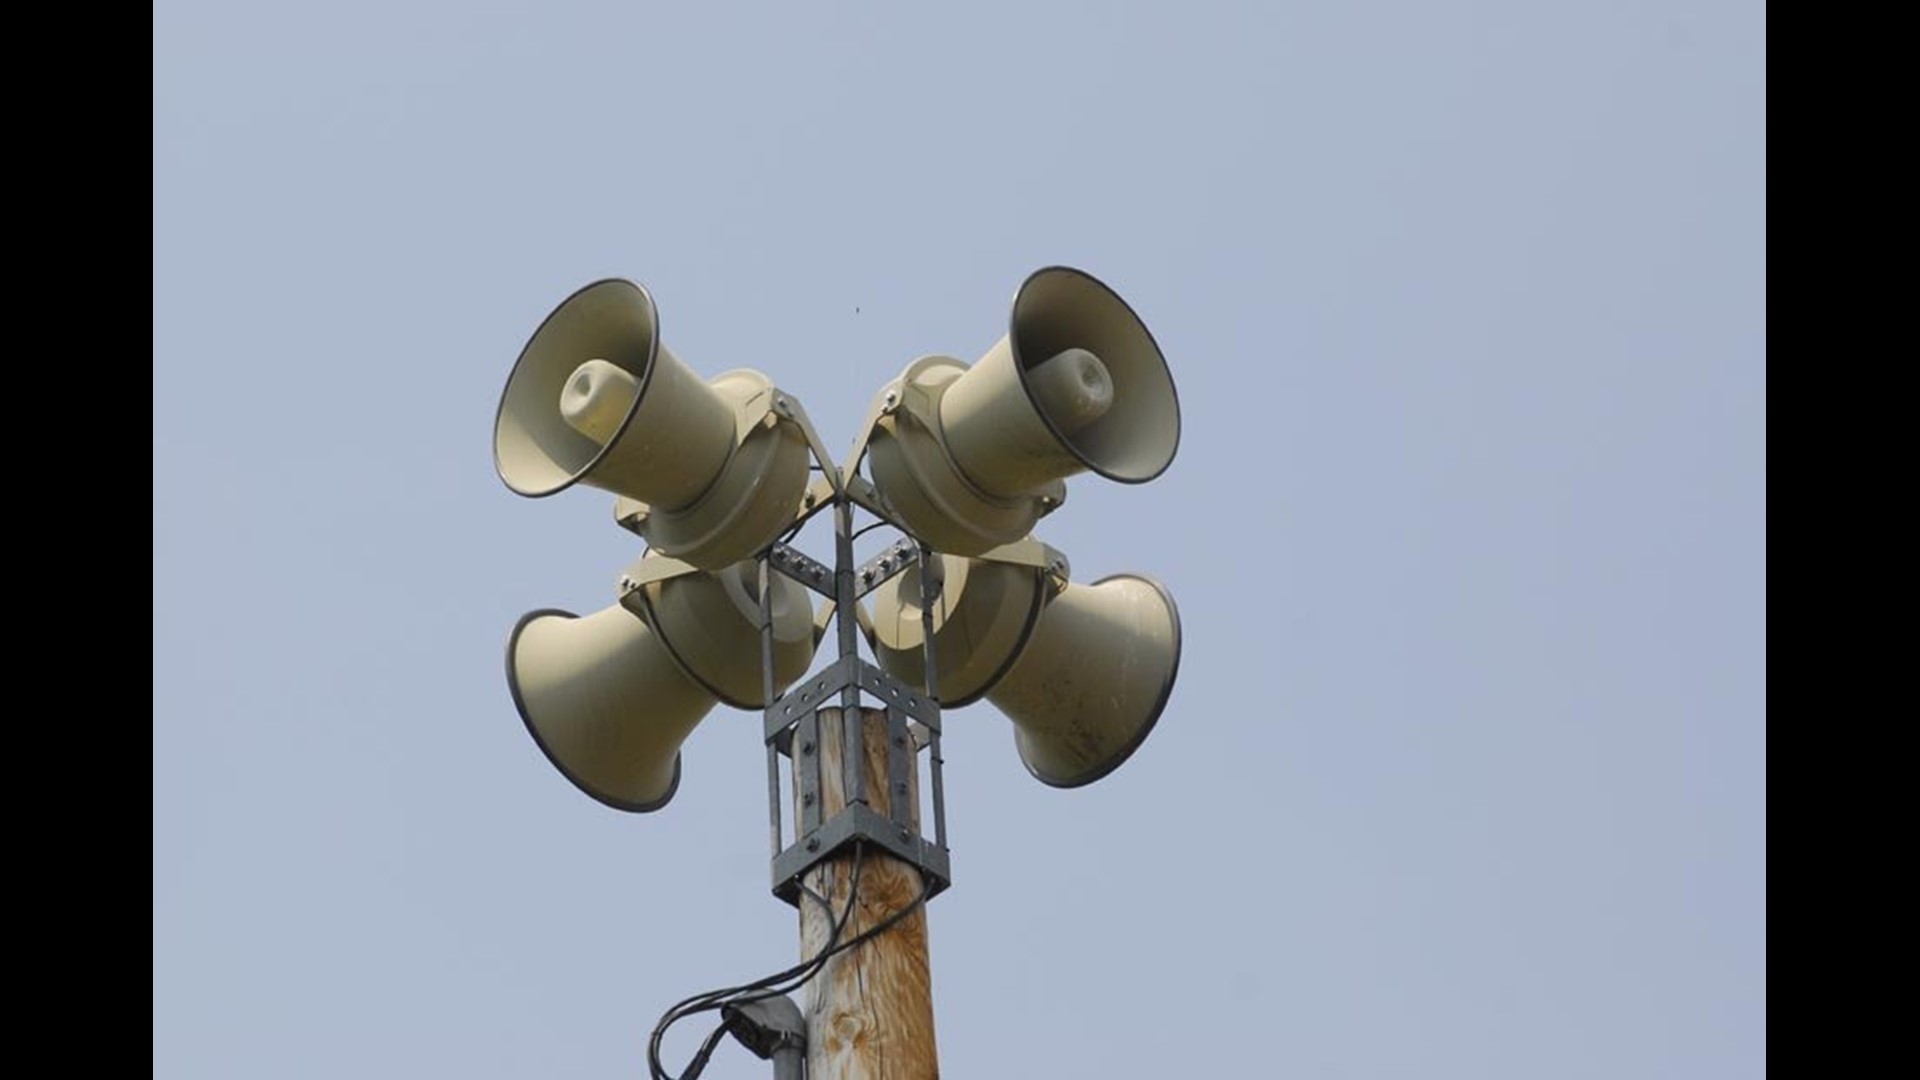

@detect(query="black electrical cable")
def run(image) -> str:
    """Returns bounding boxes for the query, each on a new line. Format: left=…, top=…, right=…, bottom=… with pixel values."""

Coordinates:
left=648, top=848, right=864, bottom=1080
left=770, top=504, right=894, bottom=556
left=771, top=518, right=808, bottom=548
left=652, top=841, right=929, bottom=1076
left=666, top=1024, right=730, bottom=1080
left=645, top=843, right=934, bottom=1079
left=647, top=883, right=850, bottom=1080
left=735, top=868, right=930, bottom=1009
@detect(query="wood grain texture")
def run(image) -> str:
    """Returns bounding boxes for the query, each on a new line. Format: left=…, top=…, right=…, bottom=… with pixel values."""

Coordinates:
left=796, top=708, right=939, bottom=1080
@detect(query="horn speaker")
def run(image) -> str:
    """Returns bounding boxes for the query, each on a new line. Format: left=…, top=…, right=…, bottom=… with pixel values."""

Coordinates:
left=865, top=267, right=1181, bottom=554
left=993, top=574, right=1181, bottom=788
left=506, top=560, right=817, bottom=811
left=867, top=557, right=1181, bottom=787
left=505, top=604, right=706, bottom=813
left=493, top=279, right=809, bottom=567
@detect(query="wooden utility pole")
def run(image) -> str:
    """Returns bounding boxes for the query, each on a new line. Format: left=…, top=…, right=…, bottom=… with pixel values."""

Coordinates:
left=794, top=707, right=939, bottom=1080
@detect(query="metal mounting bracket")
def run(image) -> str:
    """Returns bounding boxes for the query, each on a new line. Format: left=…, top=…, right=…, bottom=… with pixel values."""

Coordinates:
left=614, top=553, right=705, bottom=599
left=764, top=657, right=951, bottom=908
left=843, top=375, right=905, bottom=481
left=974, top=536, right=1072, bottom=593
left=843, top=475, right=906, bottom=530
left=757, top=473, right=953, bottom=910
left=772, top=393, right=844, bottom=495
left=853, top=539, right=922, bottom=599
left=767, top=543, right=836, bottom=600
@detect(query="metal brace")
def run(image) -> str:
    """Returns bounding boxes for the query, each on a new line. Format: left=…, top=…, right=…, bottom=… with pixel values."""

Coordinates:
left=758, top=457, right=955, bottom=910
left=767, top=543, right=835, bottom=599
left=763, top=655, right=951, bottom=908
left=843, top=475, right=906, bottom=531
left=975, top=536, right=1072, bottom=592
left=614, top=553, right=705, bottom=598
left=842, top=375, right=904, bottom=481
left=853, top=540, right=922, bottom=599
left=771, top=394, right=844, bottom=495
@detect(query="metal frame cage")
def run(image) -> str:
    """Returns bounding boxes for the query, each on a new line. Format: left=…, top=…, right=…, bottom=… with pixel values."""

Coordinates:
left=754, top=404, right=955, bottom=909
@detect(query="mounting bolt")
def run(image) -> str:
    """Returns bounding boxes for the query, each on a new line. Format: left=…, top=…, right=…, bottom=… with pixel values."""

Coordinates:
left=897, top=826, right=912, bottom=841
left=883, top=390, right=899, bottom=408
left=806, top=837, right=820, bottom=852
left=802, top=792, right=815, bottom=806
left=801, top=741, right=814, bottom=755
left=894, top=781, right=909, bottom=795
left=893, top=736, right=907, bottom=748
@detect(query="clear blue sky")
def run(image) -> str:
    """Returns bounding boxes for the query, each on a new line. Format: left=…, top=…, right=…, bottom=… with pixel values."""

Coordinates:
left=153, top=2, right=1765, bottom=1076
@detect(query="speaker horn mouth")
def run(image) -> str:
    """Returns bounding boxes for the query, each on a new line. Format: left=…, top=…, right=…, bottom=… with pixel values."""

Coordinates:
left=1008, top=266, right=1182, bottom=485
left=505, top=607, right=683, bottom=813
left=492, top=278, right=663, bottom=498
left=1019, top=573, right=1183, bottom=789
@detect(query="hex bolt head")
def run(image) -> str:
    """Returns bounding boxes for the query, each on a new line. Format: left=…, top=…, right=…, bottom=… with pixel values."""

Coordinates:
left=806, top=838, right=820, bottom=852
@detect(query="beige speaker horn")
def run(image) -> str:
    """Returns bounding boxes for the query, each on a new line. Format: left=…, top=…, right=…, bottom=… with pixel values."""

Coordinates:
left=865, top=266, right=1181, bottom=554
left=505, top=604, right=711, bottom=812
left=988, top=574, right=1182, bottom=788
left=493, top=279, right=810, bottom=568
left=507, top=559, right=818, bottom=812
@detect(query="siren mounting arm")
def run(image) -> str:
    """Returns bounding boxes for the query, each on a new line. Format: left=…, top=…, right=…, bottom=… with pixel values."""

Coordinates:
left=771, top=393, right=843, bottom=495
